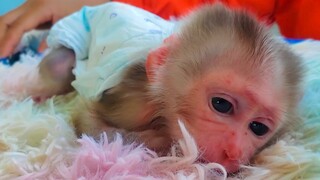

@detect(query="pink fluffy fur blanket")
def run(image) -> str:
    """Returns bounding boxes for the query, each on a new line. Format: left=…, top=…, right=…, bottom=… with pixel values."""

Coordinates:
left=0, top=40, right=320, bottom=179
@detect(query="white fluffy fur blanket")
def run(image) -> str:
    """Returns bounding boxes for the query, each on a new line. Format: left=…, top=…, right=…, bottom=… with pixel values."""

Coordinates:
left=0, top=40, right=319, bottom=179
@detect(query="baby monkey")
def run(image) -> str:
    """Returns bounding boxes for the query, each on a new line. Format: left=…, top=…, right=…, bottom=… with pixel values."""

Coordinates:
left=30, top=3, right=302, bottom=173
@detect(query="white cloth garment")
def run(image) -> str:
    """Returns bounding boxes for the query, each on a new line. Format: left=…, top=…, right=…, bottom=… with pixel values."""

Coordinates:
left=47, top=2, right=175, bottom=100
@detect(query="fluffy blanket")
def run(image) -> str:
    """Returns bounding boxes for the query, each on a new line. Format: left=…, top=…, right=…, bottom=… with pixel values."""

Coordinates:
left=0, top=40, right=319, bottom=179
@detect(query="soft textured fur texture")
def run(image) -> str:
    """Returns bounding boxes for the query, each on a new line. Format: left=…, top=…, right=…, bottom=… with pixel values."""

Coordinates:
left=0, top=40, right=319, bottom=179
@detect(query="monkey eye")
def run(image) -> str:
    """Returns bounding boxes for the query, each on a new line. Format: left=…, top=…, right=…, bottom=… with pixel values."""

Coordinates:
left=249, top=121, right=269, bottom=136
left=211, top=97, right=233, bottom=114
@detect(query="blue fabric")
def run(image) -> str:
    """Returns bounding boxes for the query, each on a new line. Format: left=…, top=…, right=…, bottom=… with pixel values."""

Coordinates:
left=0, top=48, right=38, bottom=66
left=47, top=2, right=176, bottom=100
left=285, top=38, right=305, bottom=44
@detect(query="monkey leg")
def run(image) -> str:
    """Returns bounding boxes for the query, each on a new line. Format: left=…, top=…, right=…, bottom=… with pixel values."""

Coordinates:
left=28, top=47, right=76, bottom=103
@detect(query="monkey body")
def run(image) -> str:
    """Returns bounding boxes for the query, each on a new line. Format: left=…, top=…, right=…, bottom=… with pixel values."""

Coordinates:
left=33, top=2, right=303, bottom=173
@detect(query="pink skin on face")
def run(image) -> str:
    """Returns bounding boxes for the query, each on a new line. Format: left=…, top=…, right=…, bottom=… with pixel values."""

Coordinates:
left=181, top=68, right=284, bottom=173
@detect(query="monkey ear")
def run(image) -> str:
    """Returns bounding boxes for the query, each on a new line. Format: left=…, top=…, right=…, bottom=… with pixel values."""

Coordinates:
left=145, top=45, right=169, bottom=81
left=145, top=35, right=177, bottom=82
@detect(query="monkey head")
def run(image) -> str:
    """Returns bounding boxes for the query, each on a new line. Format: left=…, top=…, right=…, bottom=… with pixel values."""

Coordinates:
left=146, top=4, right=302, bottom=173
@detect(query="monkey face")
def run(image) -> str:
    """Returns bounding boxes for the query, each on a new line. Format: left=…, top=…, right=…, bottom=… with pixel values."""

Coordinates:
left=175, top=68, right=285, bottom=173
left=143, top=4, right=301, bottom=174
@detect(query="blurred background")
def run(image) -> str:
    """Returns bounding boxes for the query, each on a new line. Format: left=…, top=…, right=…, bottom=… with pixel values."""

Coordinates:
left=0, top=0, right=25, bottom=15
left=0, top=0, right=318, bottom=40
